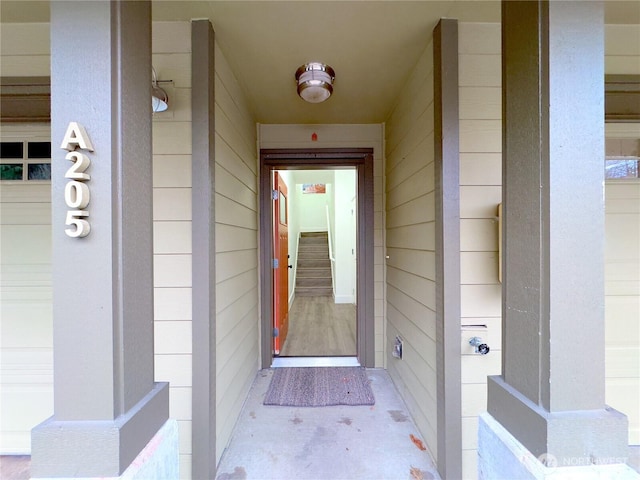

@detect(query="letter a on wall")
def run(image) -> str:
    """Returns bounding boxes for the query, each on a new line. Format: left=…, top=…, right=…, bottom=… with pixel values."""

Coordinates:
left=60, top=122, right=95, bottom=152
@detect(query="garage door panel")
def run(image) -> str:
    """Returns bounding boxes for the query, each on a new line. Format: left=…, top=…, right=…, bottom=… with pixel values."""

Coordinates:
left=1, top=306, right=52, bottom=349
left=0, top=202, right=51, bottom=224
left=605, top=182, right=640, bottom=447
left=0, top=184, right=50, bottom=203
left=0, top=225, right=51, bottom=264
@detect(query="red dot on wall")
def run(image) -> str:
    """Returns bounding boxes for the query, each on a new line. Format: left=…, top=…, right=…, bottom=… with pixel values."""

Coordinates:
left=311, top=132, right=318, bottom=142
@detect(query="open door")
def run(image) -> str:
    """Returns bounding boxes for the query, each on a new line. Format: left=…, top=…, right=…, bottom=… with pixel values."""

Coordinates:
left=273, top=172, right=289, bottom=354
left=260, top=149, right=375, bottom=369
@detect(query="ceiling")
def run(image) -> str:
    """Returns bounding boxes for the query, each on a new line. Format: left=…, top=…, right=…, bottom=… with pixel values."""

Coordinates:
left=1, top=1, right=639, bottom=125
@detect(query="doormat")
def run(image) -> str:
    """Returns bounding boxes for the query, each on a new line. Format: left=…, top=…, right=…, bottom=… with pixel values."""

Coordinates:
left=263, top=367, right=375, bottom=407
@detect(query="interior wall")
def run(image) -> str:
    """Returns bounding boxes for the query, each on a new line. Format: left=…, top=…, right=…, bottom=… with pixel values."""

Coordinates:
left=334, top=170, right=357, bottom=303
left=295, top=182, right=329, bottom=232
left=213, top=41, right=260, bottom=464
left=384, top=38, right=438, bottom=460
left=259, top=124, right=386, bottom=366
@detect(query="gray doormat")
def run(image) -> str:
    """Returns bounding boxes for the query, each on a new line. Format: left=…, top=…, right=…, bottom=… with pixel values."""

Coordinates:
left=263, top=367, right=375, bottom=407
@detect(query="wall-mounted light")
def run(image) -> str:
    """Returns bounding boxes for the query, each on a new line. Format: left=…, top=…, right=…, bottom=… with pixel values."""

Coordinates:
left=152, top=68, right=169, bottom=113
left=295, top=62, right=335, bottom=104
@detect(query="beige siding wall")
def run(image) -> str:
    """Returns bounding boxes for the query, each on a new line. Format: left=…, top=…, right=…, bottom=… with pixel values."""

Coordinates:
left=153, top=23, right=261, bottom=474
left=458, top=22, right=502, bottom=479
left=384, top=41, right=438, bottom=459
left=0, top=23, right=49, bottom=76
left=151, top=21, right=194, bottom=478
left=259, top=123, right=386, bottom=367
left=214, top=42, right=260, bottom=464
left=606, top=24, right=640, bottom=74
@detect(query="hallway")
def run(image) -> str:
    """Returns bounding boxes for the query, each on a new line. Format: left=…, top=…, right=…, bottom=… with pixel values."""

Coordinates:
left=216, top=369, right=440, bottom=480
left=280, top=296, right=357, bottom=357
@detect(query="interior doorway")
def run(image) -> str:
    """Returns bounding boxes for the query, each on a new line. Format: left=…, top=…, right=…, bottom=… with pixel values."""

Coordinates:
left=259, top=149, right=375, bottom=368
left=274, top=169, right=357, bottom=358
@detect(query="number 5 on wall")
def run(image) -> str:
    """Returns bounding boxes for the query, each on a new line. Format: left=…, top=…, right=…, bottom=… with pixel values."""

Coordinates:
left=65, top=210, right=90, bottom=238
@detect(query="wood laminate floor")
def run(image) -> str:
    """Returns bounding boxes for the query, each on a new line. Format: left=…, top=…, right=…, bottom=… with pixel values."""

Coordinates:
left=280, top=295, right=356, bottom=357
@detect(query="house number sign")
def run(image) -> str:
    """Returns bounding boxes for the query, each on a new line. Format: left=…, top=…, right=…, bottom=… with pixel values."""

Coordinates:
left=60, top=122, right=94, bottom=238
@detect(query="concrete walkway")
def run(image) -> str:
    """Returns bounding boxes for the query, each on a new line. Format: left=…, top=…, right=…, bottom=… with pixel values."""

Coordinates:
left=215, top=368, right=440, bottom=480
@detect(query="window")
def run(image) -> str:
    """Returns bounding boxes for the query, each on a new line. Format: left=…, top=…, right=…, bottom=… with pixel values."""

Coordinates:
left=605, top=157, right=640, bottom=180
left=0, top=141, right=51, bottom=181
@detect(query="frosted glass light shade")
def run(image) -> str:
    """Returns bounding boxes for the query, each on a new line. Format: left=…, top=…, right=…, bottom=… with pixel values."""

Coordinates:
left=296, top=63, right=335, bottom=104
left=151, top=95, right=169, bottom=113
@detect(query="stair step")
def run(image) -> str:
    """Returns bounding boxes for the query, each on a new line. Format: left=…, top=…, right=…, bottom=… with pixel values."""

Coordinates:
left=296, top=286, right=333, bottom=296
left=298, top=250, right=329, bottom=259
left=298, top=244, right=328, bottom=251
left=296, top=277, right=332, bottom=287
left=297, top=268, right=331, bottom=278
left=296, top=232, right=331, bottom=296
left=297, top=261, right=331, bottom=269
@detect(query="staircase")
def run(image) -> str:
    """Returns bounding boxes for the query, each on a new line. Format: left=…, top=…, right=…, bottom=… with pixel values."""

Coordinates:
left=295, top=232, right=333, bottom=296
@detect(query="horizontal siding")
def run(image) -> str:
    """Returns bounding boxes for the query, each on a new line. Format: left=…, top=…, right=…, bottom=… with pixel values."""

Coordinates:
left=385, top=37, right=438, bottom=463
left=458, top=23, right=503, bottom=480
left=605, top=25, right=640, bottom=74
left=150, top=22, right=194, bottom=479
left=214, top=41, right=259, bottom=465
left=0, top=23, right=49, bottom=76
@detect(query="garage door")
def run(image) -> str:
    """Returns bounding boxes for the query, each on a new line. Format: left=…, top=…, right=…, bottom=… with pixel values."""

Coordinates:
left=605, top=151, right=640, bottom=446
left=0, top=124, right=53, bottom=454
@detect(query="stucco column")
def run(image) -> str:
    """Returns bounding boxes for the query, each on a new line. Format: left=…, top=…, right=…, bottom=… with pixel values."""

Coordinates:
left=484, top=0, right=629, bottom=468
left=31, top=1, right=169, bottom=477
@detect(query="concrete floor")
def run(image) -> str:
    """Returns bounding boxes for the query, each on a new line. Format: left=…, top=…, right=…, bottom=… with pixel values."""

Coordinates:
left=215, top=368, right=440, bottom=480
left=2, top=369, right=638, bottom=479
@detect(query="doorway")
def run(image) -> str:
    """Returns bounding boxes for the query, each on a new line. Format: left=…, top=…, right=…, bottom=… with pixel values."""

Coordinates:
left=275, top=169, right=357, bottom=358
left=259, top=149, right=375, bottom=368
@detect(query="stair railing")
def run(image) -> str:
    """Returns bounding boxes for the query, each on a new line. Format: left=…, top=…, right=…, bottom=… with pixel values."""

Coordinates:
left=326, top=205, right=336, bottom=296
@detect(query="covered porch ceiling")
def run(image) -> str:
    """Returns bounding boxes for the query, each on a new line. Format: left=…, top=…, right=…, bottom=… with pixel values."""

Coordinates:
left=1, top=1, right=639, bottom=125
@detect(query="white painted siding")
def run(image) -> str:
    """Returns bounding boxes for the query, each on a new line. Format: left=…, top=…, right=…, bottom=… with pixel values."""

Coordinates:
left=214, top=41, right=260, bottom=464
left=260, top=123, right=386, bottom=366
left=458, top=22, right=503, bottom=479
left=0, top=124, right=52, bottom=454
left=384, top=40, right=438, bottom=460
left=151, top=21, right=194, bottom=479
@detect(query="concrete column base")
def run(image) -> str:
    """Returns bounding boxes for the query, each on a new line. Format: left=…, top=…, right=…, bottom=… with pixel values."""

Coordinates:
left=31, top=419, right=179, bottom=480
left=479, top=412, right=639, bottom=480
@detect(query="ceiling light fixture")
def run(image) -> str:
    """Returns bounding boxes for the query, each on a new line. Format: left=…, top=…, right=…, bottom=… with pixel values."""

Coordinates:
left=152, top=67, right=169, bottom=113
left=295, top=62, right=335, bottom=104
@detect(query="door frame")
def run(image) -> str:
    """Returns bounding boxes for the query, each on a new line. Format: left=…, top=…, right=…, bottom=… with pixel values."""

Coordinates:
left=259, top=148, right=375, bottom=368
